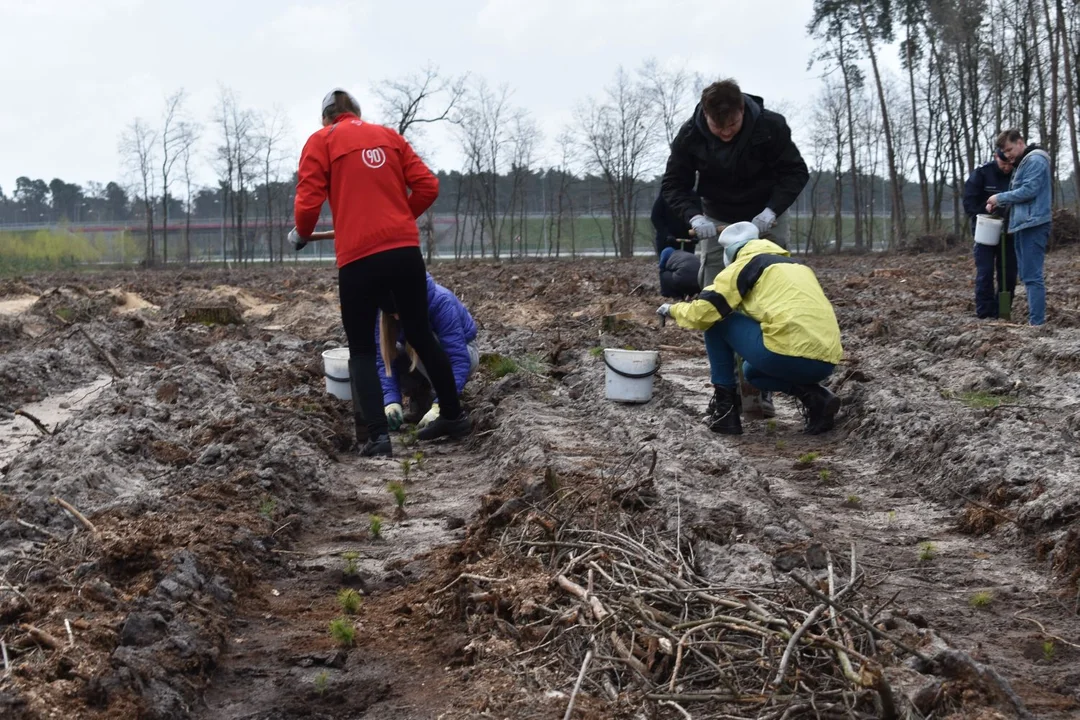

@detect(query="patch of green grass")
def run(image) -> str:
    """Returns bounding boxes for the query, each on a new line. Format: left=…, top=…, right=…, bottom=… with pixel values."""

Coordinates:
left=337, top=588, right=363, bottom=614
left=258, top=496, right=277, bottom=519
left=957, top=391, right=1015, bottom=409
left=412, top=450, right=425, bottom=470
left=518, top=353, right=549, bottom=375
left=400, top=427, right=419, bottom=447
left=918, top=541, right=936, bottom=562
left=844, top=494, right=861, bottom=507
left=54, top=306, right=75, bottom=323
left=328, top=617, right=356, bottom=647
left=1043, top=639, right=1056, bottom=662
left=589, top=346, right=605, bottom=358
left=886, top=510, right=898, bottom=528
left=819, top=469, right=833, bottom=482
left=400, top=458, right=412, bottom=481
left=341, top=551, right=360, bottom=576
left=369, top=514, right=383, bottom=539
left=481, top=353, right=520, bottom=378
left=775, top=439, right=786, bottom=451
left=313, top=670, right=329, bottom=695
left=766, top=419, right=778, bottom=434
left=387, top=481, right=407, bottom=509
left=969, top=591, right=994, bottom=609
left=797, top=452, right=820, bottom=466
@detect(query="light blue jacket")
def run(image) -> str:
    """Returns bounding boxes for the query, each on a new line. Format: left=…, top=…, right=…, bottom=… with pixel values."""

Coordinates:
left=996, top=147, right=1052, bottom=232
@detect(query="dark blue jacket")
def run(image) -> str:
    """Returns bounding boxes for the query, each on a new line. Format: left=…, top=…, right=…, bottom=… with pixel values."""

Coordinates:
left=963, top=159, right=1012, bottom=232
left=376, top=274, right=478, bottom=406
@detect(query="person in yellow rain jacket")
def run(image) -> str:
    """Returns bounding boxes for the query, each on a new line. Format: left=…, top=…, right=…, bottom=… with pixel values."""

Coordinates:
left=657, top=222, right=842, bottom=435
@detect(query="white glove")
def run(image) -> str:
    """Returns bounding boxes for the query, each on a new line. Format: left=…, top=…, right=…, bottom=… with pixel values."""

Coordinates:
left=751, top=208, right=776, bottom=236
left=689, top=215, right=721, bottom=240
left=656, top=304, right=673, bottom=318
left=384, top=403, right=403, bottom=431
left=288, top=227, right=308, bottom=251
left=418, top=403, right=440, bottom=429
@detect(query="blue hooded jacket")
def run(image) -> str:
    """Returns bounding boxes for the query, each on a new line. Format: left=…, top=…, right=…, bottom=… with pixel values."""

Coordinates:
left=375, top=274, right=478, bottom=406
left=995, top=146, right=1052, bottom=232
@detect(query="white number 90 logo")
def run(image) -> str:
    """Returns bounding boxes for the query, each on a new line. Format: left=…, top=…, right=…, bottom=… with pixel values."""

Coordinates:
left=362, top=148, right=386, bottom=169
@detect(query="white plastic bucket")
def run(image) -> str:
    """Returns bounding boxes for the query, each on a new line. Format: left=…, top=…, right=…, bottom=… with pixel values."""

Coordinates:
left=975, top=214, right=1003, bottom=246
left=603, top=349, right=660, bottom=403
left=322, top=347, right=351, bottom=400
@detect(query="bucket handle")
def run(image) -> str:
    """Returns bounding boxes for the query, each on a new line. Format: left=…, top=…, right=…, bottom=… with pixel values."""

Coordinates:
left=325, top=371, right=350, bottom=383
left=604, top=354, right=661, bottom=380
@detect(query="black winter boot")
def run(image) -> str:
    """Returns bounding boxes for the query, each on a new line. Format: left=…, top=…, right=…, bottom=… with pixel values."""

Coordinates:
left=760, top=390, right=776, bottom=419
left=349, top=357, right=392, bottom=457
left=360, top=434, right=392, bottom=457
left=707, top=385, right=742, bottom=435
left=791, top=384, right=841, bottom=435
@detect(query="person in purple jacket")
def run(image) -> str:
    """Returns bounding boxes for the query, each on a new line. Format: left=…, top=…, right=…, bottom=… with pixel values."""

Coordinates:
left=376, top=274, right=479, bottom=435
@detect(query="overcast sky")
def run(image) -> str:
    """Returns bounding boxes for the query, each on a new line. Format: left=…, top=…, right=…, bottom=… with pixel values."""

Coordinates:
left=0, top=0, right=860, bottom=195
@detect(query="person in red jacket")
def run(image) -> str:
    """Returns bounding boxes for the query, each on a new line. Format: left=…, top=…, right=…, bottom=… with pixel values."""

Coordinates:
left=293, top=88, right=471, bottom=456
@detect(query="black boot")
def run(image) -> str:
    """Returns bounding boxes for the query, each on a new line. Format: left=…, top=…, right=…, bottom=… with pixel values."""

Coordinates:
left=707, top=385, right=742, bottom=435
left=349, top=358, right=392, bottom=457
left=791, top=384, right=841, bottom=435
left=416, top=408, right=473, bottom=441
left=402, top=385, right=434, bottom=425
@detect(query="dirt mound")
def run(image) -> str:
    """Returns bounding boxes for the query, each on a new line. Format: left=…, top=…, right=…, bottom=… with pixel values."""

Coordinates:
left=1050, top=208, right=1080, bottom=248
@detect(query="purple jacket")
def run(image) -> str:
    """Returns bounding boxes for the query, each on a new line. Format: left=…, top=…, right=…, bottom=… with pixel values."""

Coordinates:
left=375, top=274, right=478, bottom=406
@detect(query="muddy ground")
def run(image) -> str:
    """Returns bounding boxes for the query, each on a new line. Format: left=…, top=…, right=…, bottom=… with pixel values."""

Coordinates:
left=0, top=248, right=1078, bottom=719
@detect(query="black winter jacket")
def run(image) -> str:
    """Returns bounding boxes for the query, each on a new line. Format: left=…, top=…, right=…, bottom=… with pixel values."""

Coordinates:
left=659, top=249, right=701, bottom=299
left=661, top=94, right=809, bottom=224
left=962, top=160, right=1012, bottom=233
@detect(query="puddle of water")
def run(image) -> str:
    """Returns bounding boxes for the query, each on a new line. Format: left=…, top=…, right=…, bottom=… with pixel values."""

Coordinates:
left=0, top=295, right=39, bottom=316
left=0, top=375, right=113, bottom=472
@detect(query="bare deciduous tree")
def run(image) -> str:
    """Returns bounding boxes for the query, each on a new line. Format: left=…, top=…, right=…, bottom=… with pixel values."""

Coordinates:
left=119, top=119, right=157, bottom=264
left=160, top=89, right=187, bottom=264
left=373, top=62, right=468, bottom=138
left=575, top=66, right=660, bottom=258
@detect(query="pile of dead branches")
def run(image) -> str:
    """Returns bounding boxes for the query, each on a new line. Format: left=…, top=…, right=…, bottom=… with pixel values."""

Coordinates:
left=510, top=524, right=921, bottom=719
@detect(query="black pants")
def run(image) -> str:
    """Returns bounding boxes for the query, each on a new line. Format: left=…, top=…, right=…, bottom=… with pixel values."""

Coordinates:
left=338, top=246, right=462, bottom=436
left=973, top=234, right=1017, bottom=318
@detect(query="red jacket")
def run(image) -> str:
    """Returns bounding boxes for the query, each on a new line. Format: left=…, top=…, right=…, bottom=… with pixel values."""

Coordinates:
left=294, top=113, right=438, bottom=268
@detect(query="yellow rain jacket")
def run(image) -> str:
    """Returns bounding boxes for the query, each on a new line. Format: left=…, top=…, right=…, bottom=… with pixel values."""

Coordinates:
left=668, top=239, right=842, bottom=364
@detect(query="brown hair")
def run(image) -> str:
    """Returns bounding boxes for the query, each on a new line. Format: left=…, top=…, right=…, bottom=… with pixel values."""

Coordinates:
left=323, top=91, right=361, bottom=123
left=996, top=128, right=1024, bottom=148
left=701, top=79, right=744, bottom=124
left=378, top=312, right=418, bottom=378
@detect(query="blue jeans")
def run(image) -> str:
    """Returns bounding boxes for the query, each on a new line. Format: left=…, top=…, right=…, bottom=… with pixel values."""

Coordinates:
left=1014, top=223, right=1049, bottom=325
left=973, top=235, right=1017, bottom=318
left=703, top=312, right=835, bottom=394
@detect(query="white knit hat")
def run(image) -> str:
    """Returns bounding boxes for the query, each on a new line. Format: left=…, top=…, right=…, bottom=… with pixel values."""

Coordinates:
left=717, top=221, right=759, bottom=248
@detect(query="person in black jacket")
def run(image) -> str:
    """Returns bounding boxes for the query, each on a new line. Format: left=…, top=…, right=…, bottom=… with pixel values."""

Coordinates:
left=651, top=192, right=699, bottom=257
left=661, top=78, right=808, bottom=286
left=659, top=247, right=701, bottom=299
left=963, top=150, right=1015, bottom=319
left=661, top=78, right=808, bottom=421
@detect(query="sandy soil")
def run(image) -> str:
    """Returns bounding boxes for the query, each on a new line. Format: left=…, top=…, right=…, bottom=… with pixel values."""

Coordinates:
left=0, top=251, right=1078, bottom=719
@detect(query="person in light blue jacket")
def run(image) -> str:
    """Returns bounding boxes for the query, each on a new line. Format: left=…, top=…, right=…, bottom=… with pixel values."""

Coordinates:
left=987, top=129, right=1052, bottom=326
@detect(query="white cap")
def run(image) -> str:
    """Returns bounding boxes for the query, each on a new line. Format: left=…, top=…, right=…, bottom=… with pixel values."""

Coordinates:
left=717, top=221, right=759, bottom=248
left=321, top=88, right=360, bottom=114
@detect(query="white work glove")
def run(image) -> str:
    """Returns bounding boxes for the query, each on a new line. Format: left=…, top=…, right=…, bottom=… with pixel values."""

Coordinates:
left=418, top=403, right=440, bottom=429
left=657, top=303, right=672, bottom=328
left=751, top=208, right=777, bottom=236
left=384, top=403, right=403, bottom=431
left=288, top=227, right=308, bottom=251
left=689, top=215, right=721, bottom=240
